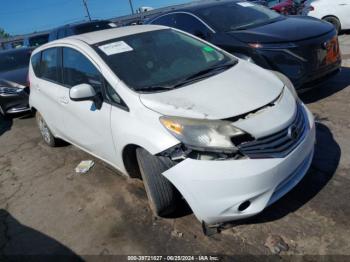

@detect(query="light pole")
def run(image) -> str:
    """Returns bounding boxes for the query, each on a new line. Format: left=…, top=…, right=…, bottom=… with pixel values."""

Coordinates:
left=82, top=0, right=92, bottom=21
left=128, top=0, right=135, bottom=14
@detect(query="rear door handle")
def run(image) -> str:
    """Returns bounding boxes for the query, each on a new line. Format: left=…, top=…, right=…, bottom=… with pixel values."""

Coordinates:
left=59, top=96, right=69, bottom=104
left=33, top=84, right=40, bottom=91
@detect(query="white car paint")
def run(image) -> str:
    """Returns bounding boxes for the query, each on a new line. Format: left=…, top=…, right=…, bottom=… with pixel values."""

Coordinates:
left=29, top=25, right=315, bottom=224
left=302, top=0, right=350, bottom=30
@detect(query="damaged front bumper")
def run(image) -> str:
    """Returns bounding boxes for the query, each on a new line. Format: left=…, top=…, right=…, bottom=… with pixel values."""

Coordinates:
left=162, top=106, right=316, bottom=224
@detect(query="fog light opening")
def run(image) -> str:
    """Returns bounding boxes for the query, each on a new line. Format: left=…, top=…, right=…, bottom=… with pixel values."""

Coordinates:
left=238, top=201, right=251, bottom=212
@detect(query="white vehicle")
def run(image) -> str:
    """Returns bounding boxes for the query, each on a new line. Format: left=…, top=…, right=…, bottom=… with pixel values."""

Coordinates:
left=29, top=25, right=316, bottom=229
left=302, top=0, right=350, bottom=32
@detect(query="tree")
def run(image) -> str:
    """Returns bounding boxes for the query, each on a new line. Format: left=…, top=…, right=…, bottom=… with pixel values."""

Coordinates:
left=0, top=28, right=10, bottom=40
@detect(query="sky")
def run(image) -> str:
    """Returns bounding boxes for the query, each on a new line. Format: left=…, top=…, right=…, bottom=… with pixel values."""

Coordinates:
left=0, top=0, right=190, bottom=36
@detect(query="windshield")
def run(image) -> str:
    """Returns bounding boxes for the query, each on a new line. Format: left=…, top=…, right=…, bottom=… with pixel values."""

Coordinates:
left=196, top=2, right=282, bottom=32
left=94, top=29, right=235, bottom=92
left=0, top=49, right=31, bottom=72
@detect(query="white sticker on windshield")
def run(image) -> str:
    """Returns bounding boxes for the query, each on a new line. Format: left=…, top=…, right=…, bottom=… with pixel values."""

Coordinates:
left=237, top=2, right=254, bottom=7
left=99, top=41, right=133, bottom=55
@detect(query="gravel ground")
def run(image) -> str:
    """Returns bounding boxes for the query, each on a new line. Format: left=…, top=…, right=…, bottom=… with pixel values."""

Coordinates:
left=0, top=33, right=349, bottom=260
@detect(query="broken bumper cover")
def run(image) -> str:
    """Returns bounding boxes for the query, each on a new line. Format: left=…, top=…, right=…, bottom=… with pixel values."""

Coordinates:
left=163, top=106, right=316, bottom=224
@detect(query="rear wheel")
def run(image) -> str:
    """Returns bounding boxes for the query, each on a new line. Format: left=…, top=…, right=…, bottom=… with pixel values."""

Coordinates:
left=36, top=112, right=58, bottom=147
left=136, top=148, right=179, bottom=217
left=323, top=16, right=341, bottom=34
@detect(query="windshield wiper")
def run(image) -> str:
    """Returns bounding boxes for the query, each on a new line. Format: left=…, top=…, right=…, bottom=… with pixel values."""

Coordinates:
left=172, top=61, right=237, bottom=88
left=230, top=18, right=283, bottom=31
left=135, top=60, right=236, bottom=92
left=135, top=85, right=173, bottom=92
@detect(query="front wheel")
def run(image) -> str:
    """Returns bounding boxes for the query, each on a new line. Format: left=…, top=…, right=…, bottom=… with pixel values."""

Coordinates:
left=0, top=105, right=5, bottom=117
left=136, top=148, right=179, bottom=217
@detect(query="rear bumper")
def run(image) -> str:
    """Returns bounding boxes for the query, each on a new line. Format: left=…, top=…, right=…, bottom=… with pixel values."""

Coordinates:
left=163, top=105, right=316, bottom=224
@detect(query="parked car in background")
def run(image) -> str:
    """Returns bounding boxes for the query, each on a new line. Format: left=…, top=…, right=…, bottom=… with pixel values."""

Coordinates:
left=249, top=0, right=268, bottom=6
left=268, top=0, right=305, bottom=15
left=29, top=25, right=316, bottom=229
left=147, top=0, right=341, bottom=90
left=48, top=20, right=116, bottom=41
left=1, top=38, right=24, bottom=50
left=0, top=48, right=32, bottom=116
left=301, top=0, right=350, bottom=33
left=23, top=32, right=49, bottom=48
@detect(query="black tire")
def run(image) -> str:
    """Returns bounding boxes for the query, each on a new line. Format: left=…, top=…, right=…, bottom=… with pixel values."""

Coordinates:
left=36, top=112, right=58, bottom=147
left=323, top=16, right=341, bottom=34
left=0, top=105, right=5, bottom=117
left=136, top=148, right=179, bottom=217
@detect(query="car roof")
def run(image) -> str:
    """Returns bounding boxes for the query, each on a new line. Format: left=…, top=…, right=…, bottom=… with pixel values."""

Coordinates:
left=64, top=24, right=168, bottom=45
left=52, top=19, right=110, bottom=31
left=113, top=0, right=240, bottom=25
left=160, top=0, right=241, bottom=12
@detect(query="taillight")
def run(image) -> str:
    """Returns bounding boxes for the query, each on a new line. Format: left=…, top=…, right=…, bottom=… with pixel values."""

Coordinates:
left=26, top=74, right=30, bottom=88
left=308, top=5, right=315, bottom=11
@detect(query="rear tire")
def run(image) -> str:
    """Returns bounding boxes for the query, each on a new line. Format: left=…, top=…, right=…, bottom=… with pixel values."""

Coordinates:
left=323, top=16, right=341, bottom=34
left=136, top=148, right=179, bottom=217
left=36, top=112, right=58, bottom=147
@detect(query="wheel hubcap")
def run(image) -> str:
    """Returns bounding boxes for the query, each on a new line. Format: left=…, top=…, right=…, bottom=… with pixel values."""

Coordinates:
left=38, top=117, right=51, bottom=144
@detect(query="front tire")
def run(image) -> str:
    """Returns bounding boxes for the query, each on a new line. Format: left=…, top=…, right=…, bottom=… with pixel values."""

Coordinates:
left=136, top=148, right=179, bottom=217
left=0, top=105, right=5, bottom=117
left=323, top=16, right=341, bottom=34
left=36, top=112, right=58, bottom=147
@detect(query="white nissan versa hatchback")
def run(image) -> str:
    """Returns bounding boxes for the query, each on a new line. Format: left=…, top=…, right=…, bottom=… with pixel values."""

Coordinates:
left=29, top=25, right=316, bottom=229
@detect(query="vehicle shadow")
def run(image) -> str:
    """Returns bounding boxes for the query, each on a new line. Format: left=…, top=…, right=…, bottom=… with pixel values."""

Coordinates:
left=299, top=67, right=350, bottom=104
left=340, top=29, right=350, bottom=36
left=0, top=209, right=83, bottom=260
left=0, top=115, right=13, bottom=137
left=226, top=122, right=340, bottom=227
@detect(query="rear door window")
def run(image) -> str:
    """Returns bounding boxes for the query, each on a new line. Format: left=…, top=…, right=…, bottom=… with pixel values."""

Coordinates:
left=41, top=48, right=60, bottom=82
left=31, top=52, right=42, bottom=77
left=175, top=13, right=211, bottom=38
left=151, top=14, right=177, bottom=27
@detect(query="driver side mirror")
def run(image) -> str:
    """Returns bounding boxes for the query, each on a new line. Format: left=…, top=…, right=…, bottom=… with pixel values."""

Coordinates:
left=70, top=83, right=97, bottom=102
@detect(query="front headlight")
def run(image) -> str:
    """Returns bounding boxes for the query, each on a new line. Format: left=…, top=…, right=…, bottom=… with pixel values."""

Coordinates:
left=0, top=86, right=23, bottom=95
left=270, top=71, right=299, bottom=100
left=160, top=116, right=247, bottom=153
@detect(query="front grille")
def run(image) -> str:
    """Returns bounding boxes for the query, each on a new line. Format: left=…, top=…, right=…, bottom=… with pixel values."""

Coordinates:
left=238, top=104, right=308, bottom=159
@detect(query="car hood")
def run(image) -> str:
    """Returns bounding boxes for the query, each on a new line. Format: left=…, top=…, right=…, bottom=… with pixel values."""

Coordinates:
left=0, top=67, right=28, bottom=88
left=139, top=61, right=284, bottom=119
left=229, top=16, right=334, bottom=43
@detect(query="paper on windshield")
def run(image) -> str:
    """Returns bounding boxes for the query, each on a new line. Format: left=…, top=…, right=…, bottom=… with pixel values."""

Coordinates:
left=237, top=2, right=254, bottom=7
left=99, top=41, right=133, bottom=56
